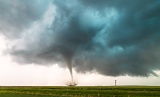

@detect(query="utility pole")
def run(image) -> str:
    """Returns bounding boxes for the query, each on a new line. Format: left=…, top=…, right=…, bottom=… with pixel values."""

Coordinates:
left=115, top=80, right=117, bottom=86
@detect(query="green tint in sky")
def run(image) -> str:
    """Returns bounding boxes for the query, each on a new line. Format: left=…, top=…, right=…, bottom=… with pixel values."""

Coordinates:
left=0, top=0, right=160, bottom=77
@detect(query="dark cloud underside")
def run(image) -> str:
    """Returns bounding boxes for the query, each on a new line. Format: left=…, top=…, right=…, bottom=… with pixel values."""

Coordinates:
left=0, top=0, right=160, bottom=77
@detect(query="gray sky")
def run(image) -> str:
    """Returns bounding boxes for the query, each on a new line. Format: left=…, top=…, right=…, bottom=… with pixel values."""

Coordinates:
left=0, top=36, right=160, bottom=86
left=0, top=0, right=160, bottom=86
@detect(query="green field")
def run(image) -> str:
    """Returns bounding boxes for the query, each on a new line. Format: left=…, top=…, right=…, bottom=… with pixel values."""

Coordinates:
left=0, top=86, right=160, bottom=97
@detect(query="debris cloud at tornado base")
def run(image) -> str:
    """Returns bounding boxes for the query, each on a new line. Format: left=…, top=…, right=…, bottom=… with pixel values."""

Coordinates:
left=0, top=0, right=160, bottom=77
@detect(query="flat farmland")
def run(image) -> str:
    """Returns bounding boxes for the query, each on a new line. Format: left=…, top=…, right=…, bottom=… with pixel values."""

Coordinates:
left=0, top=86, right=160, bottom=97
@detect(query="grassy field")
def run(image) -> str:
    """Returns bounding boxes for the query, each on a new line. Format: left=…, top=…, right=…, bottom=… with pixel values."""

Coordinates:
left=0, top=86, right=160, bottom=97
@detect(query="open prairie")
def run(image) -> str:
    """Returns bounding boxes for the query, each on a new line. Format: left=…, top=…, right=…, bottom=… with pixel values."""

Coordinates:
left=0, top=86, right=160, bottom=97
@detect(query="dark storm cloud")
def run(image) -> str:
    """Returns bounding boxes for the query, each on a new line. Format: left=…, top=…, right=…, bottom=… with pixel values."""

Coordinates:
left=1, top=0, right=160, bottom=76
left=0, top=0, right=51, bottom=38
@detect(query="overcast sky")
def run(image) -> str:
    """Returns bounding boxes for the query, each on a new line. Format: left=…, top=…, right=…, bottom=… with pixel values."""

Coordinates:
left=0, top=0, right=160, bottom=86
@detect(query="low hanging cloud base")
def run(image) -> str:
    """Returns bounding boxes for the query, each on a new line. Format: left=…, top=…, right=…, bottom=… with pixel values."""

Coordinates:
left=0, top=0, right=160, bottom=77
